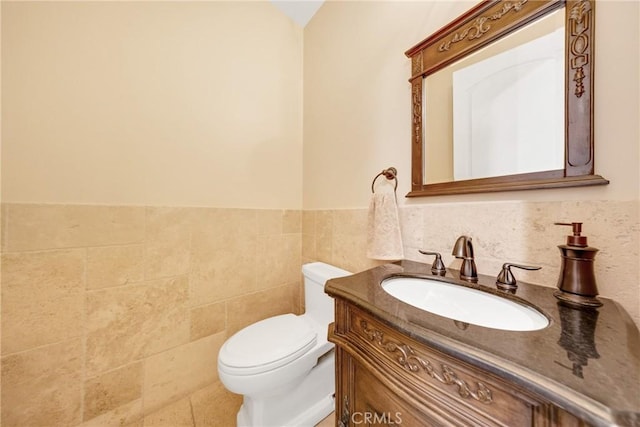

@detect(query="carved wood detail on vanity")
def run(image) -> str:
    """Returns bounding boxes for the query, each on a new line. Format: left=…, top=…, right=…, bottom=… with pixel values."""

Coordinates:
left=337, top=395, right=350, bottom=427
left=329, top=300, right=592, bottom=427
left=359, top=320, right=494, bottom=404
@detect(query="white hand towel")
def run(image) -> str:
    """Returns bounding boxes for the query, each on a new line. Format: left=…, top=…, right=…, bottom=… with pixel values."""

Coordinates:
left=366, top=192, right=404, bottom=260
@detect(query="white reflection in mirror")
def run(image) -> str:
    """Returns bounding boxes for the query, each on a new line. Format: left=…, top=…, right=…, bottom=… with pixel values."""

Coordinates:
left=423, top=9, right=565, bottom=184
left=453, top=26, right=564, bottom=180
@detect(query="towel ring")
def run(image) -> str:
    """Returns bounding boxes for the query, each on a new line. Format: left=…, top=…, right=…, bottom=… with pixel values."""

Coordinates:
left=371, top=167, right=398, bottom=193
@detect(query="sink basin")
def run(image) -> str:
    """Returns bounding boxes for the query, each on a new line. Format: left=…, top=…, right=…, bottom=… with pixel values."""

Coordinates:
left=381, top=277, right=549, bottom=331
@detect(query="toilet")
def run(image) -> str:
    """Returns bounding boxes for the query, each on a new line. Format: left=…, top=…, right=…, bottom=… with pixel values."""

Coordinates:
left=217, top=262, right=351, bottom=427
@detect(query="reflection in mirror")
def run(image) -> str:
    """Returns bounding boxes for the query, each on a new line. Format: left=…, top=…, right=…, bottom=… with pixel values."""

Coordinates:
left=424, top=10, right=565, bottom=184
left=406, top=0, right=609, bottom=197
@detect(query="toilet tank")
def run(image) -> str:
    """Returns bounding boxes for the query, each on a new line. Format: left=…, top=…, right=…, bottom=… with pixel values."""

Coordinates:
left=302, top=262, right=351, bottom=327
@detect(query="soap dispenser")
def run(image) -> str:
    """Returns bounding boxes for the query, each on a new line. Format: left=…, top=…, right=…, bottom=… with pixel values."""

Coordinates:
left=554, top=222, right=602, bottom=307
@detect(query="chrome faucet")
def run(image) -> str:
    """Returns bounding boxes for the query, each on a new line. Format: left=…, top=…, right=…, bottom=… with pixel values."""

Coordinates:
left=452, top=235, right=478, bottom=283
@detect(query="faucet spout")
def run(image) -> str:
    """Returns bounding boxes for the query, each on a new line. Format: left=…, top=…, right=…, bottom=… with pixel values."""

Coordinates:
left=452, top=235, right=478, bottom=283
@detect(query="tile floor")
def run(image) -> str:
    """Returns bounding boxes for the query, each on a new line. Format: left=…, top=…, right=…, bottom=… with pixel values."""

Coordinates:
left=316, top=412, right=334, bottom=427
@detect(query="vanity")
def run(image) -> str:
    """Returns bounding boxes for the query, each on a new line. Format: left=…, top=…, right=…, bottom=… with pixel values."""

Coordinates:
left=326, top=261, right=640, bottom=426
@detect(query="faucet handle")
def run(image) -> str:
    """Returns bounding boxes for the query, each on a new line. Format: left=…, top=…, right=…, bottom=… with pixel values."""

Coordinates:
left=496, top=263, right=541, bottom=292
left=418, top=250, right=447, bottom=275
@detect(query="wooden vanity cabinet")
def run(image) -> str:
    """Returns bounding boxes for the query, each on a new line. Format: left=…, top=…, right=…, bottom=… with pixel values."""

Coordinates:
left=329, top=299, right=588, bottom=427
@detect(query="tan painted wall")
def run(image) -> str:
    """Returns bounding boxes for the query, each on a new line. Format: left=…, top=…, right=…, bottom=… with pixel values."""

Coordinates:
left=303, top=0, right=639, bottom=207
left=1, top=1, right=303, bottom=209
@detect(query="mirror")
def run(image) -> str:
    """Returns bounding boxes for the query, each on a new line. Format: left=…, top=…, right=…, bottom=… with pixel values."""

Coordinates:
left=424, top=9, right=565, bottom=184
left=406, top=0, right=608, bottom=197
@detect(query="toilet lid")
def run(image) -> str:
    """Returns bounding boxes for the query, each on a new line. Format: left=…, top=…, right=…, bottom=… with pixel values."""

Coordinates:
left=218, top=314, right=317, bottom=375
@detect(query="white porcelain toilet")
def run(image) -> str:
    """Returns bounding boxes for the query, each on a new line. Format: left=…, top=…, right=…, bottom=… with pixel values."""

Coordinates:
left=217, top=262, right=351, bottom=427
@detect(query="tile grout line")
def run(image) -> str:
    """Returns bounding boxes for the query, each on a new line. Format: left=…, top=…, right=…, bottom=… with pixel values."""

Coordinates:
left=189, top=394, right=197, bottom=427
left=80, top=247, right=88, bottom=424
left=140, top=206, right=149, bottom=425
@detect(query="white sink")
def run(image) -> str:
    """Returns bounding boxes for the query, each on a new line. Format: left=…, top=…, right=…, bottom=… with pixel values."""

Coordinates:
left=381, top=277, right=549, bottom=331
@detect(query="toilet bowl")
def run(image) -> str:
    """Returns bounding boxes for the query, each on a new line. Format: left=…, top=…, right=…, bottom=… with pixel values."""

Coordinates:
left=217, top=262, right=351, bottom=427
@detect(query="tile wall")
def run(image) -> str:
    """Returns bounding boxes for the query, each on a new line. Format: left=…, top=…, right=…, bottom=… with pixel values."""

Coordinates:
left=303, top=200, right=640, bottom=328
left=1, top=204, right=302, bottom=426
left=1, top=199, right=637, bottom=426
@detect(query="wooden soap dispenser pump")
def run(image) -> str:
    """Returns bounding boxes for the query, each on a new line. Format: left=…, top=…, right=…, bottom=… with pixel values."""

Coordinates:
left=554, top=222, right=602, bottom=308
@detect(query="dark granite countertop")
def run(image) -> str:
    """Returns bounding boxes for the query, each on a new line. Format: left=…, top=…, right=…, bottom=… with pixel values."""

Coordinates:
left=325, top=260, right=640, bottom=427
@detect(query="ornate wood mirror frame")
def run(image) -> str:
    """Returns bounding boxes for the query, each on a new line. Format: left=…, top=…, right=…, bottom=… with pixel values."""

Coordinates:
left=406, top=0, right=609, bottom=197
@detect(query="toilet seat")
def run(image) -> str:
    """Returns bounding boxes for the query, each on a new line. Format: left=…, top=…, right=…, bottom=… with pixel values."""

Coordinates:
left=218, top=314, right=317, bottom=376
